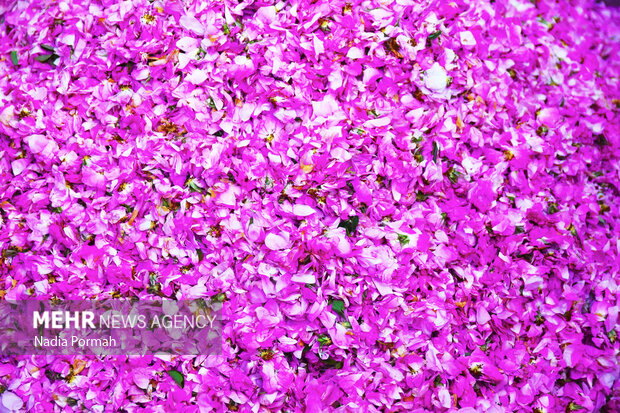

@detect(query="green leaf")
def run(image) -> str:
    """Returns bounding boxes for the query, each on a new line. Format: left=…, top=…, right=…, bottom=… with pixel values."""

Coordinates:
left=41, top=44, right=55, bottom=52
left=317, top=334, right=332, bottom=347
left=432, top=141, right=439, bottom=163
left=568, top=224, right=578, bottom=237
left=594, top=134, right=609, bottom=147
left=568, top=402, right=586, bottom=411
left=211, top=292, right=226, bottom=303
left=338, top=216, right=359, bottom=237
left=428, top=31, right=442, bottom=40
left=188, top=181, right=203, bottom=193
left=185, top=177, right=204, bottom=193
left=507, top=68, right=517, bottom=79
left=10, top=51, right=18, bottom=66
left=35, top=54, right=53, bottom=63
left=321, top=357, right=343, bottom=369
left=166, top=370, right=185, bottom=388
left=222, top=23, right=230, bottom=35
left=397, top=234, right=410, bottom=246
left=536, top=125, right=549, bottom=136
left=2, top=248, right=19, bottom=258
left=196, top=248, right=204, bottom=263
left=331, top=299, right=345, bottom=315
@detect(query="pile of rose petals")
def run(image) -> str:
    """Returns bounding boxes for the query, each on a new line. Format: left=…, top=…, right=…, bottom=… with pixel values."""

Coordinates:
left=0, top=0, right=618, bottom=411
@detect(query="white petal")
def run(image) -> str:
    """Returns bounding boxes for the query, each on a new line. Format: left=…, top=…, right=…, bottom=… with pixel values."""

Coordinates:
left=265, top=233, right=290, bottom=250
left=293, top=205, right=316, bottom=217
left=177, top=37, right=199, bottom=52
left=180, top=15, right=204, bottom=36
left=291, top=273, right=316, bottom=283
left=346, top=47, right=363, bottom=59
left=27, top=134, right=51, bottom=154
left=2, top=392, right=23, bottom=411
left=11, top=159, right=28, bottom=176
left=186, top=69, right=207, bottom=85
left=424, top=63, right=448, bottom=91
left=256, top=6, right=277, bottom=23
left=364, top=117, right=391, bottom=128
left=459, top=31, right=476, bottom=47
left=313, top=36, right=324, bottom=55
